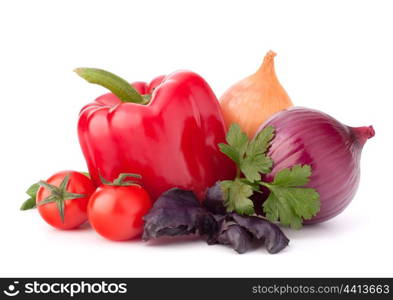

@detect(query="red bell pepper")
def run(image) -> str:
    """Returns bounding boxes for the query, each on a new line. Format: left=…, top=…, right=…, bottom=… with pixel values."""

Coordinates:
left=76, top=68, right=235, bottom=201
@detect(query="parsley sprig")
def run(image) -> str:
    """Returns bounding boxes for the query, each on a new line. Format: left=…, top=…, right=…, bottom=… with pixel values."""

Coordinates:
left=219, top=124, right=320, bottom=229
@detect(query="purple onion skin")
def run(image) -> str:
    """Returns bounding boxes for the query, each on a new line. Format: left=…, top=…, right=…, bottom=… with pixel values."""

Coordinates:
left=258, top=107, right=374, bottom=224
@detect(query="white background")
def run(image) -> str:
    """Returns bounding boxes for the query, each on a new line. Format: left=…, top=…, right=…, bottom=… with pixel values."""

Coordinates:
left=0, top=0, right=392, bottom=277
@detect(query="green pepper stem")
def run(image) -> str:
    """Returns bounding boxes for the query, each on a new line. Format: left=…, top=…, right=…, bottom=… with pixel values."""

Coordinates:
left=74, top=68, right=145, bottom=104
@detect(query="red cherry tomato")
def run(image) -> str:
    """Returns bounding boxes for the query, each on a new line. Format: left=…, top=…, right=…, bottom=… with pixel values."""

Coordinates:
left=36, top=171, right=96, bottom=230
left=88, top=184, right=152, bottom=241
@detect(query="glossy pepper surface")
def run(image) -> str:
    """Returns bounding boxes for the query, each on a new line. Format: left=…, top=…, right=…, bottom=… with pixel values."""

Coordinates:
left=77, top=69, right=235, bottom=201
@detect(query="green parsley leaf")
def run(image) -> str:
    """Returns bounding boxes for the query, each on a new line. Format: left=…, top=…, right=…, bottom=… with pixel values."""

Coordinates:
left=218, top=124, right=276, bottom=215
left=219, top=124, right=248, bottom=165
left=240, top=153, right=273, bottom=182
left=273, top=164, right=311, bottom=186
left=218, top=123, right=319, bottom=226
left=262, top=165, right=320, bottom=229
left=221, top=179, right=255, bottom=215
left=240, top=125, right=275, bottom=182
left=246, top=125, right=275, bottom=156
left=225, top=123, right=249, bottom=154
left=218, top=143, right=240, bottom=165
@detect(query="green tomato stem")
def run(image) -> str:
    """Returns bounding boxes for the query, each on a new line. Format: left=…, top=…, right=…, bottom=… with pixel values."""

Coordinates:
left=100, top=173, right=142, bottom=187
left=36, top=173, right=86, bottom=224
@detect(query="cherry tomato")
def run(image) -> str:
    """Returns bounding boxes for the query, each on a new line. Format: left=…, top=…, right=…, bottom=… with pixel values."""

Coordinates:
left=88, top=184, right=152, bottom=241
left=36, top=171, right=96, bottom=230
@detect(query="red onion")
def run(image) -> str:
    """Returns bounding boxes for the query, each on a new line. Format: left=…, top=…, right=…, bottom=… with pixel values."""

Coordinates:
left=258, top=107, right=374, bottom=224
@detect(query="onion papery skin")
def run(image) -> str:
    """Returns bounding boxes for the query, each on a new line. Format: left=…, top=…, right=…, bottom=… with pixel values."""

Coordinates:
left=219, top=51, right=293, bottom=138
left=259, top=107, right=374, bottom=224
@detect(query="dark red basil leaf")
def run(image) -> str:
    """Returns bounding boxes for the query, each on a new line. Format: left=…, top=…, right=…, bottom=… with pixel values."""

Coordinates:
left=143, top=187, right=289, bottom=254
left=216, top=223, right=253, bottom=254
left=204, top=182, right=227, bottom=215
left=142, top=188, right=217, bottom=241
left=231, top=214, right=289, bottom=254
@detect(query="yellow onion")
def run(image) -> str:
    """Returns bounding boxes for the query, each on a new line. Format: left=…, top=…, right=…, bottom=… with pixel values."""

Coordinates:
left=220, top=51, right=293, bottom=138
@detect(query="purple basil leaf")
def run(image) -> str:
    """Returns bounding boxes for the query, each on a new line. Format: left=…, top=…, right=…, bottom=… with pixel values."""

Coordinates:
left=143, top=188, right=289, bottom=255
left=231, top=214, right=289, bottom=254
left=204, top=181, right=227, bottom=215
left=206, top=214, right=226, bottom=245
left=217, top=223, right=253, bottom=254
left=142, top=188, right=217, bottom=241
